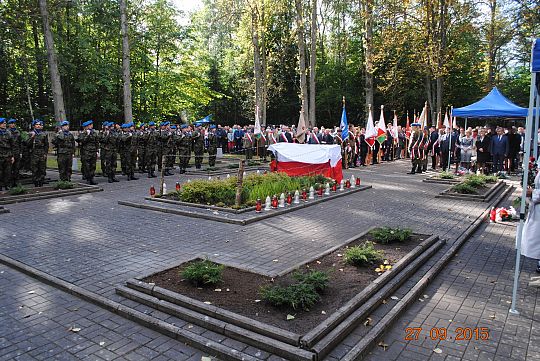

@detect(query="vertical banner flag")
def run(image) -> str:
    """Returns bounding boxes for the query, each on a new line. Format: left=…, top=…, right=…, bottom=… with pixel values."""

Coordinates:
left=376, top=105, right=387, bottom=144
left=405, top=112, right=411, bottom=139
left=443, top=110, right=450, bottom=129
left=296, top=108, right=306, bottom=143
left=365, top=105, right=377, bottom=148
left=340, top=97, right=349, bottom=141
left=392, top=111, right=399, bottom=139
left=418, top=102, right=428, bottom=129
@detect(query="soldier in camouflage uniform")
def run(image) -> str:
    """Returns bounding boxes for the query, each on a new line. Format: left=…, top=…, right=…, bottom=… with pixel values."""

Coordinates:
left=77, top=120, right=99, bottom=185
left=257, top=127, right=267, bottom=161
left=99, top=122, right=120, bottom=183
left=192, top=125, right=205, bottom=169
left=207, top=125, right=218, bottom=167
left=51, top=120, right=75, bottom=182
left=137, top=123, right=147, bottom=173
left=166, top=125, right=177, bottom=174
left=144, top=121, right=159, bottom=178
left=120, top=122, right=139, bottom=181
left=27, top=119, right=49, bottom=187
left=176, top=124, right=191, bottom=174
left=158, top=122, right=173, bottom=176
left=7, top=119, right=22, bottom=186
left=0, top=118, right=15, bottom=191
left=243, top=129, right=254, bottom=160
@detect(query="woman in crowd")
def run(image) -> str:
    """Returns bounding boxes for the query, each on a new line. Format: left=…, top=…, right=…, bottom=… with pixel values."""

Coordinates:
left=476, top=128, right=491, bottom=174
left=459, top=129, right=475, bottom=173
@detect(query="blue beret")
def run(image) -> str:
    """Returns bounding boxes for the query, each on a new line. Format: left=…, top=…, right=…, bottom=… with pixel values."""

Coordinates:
left=170, top=125, right=177, bottom=129
left=180, top=124, right=188, bottom=129
left=411, top=122, right=421, bottom=127
left=209, top=125, right=216, bottom=129
left=148, top=121, right=156, bottom=126
left=110, top=122, right=116, bottom=126
left=121, top=123, right=128, bottom=129
left=32, top=119, right=44, bottom=126
left=139, top=123, right=146, bottom=127
left=103, top=121, right=110, bottom=127
left=162, top=121, right=170, bottom=126
left=60, top=120, right=69, bottom=126
left=82, top=120, right=93, bottom=127
left=0, top=118, right=6, bottom=124
left=7, top=119, right=16, bottom=124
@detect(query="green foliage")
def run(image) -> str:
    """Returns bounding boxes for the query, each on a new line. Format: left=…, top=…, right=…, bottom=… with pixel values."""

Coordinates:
left=53, top=181, right=74, bottom=190
left=452, top=183, right=478, bottom=194
left=369, top=227, right=413, bottom=244
left=439, top=172, right=455, bottom=179
left=292, top=270, right=330, bottom=293
left=463, top=175, right=486, bottom=188
left=344, top=242, right=384, bottom=267
left=181, top=259, right=224, bottom=287
left=7, top=185, right=27, bottom=195
left=260, top=283, right=320, bottom=311
left=179, top=177, right=240, bottom=206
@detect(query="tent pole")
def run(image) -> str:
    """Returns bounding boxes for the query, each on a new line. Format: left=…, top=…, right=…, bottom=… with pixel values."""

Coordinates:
left=510, top=50, right=537, bottom=315
left=464, top=117, right=468, bottom=130
left=534, top=85, right=539, bottom=160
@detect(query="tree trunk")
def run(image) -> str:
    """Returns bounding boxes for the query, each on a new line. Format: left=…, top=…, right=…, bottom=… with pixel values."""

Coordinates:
left=120, top=0, right=133, bottom=124
left=38, top=0, right=66, bottom=122
left=361, top=0, right=374, bottom=117
left=261, top=3, right=267, bottom=126
left=308, top=0, right=317, bottom=128
left=295, top=0, right=308, bottom=126
left=487, top=0, right=496, bottom=89
left=251, top=8, right=263, bottom=126
left=32, top=20, right=46, bottom=110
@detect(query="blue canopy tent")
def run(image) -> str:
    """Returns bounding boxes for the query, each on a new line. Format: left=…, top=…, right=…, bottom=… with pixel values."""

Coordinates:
left=510, top=39, right=540, bottom=314
left=453, top=87, right=528, bottom=118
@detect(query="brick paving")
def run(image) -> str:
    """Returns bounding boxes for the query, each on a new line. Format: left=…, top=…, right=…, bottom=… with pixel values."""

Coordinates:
left=0, top=159, right=537, bottom=360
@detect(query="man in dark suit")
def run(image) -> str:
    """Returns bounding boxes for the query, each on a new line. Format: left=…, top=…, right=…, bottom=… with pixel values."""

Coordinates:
left=491, top=127, right=509, bottom=174
left=507, top=127, right=521, bottom=173
left=428, top=126, right=439, bottom=170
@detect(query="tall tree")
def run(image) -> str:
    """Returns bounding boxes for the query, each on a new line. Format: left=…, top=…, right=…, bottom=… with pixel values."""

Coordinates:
left=38, top=0, right=66, bottom=122
left=308, top=0, right=317, bottom=127
left=360, top=0, right=374, bottom=115
left=294, top=0, right=309, bottom=126
left=120, top=0, right=133, bottom=124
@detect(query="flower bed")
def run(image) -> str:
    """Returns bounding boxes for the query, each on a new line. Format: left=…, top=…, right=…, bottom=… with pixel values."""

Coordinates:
left=162, top=172, right=334, bottom=209
left=142, top=228, right=425, bottom=334
left=437, top=174, right=505, bottom=202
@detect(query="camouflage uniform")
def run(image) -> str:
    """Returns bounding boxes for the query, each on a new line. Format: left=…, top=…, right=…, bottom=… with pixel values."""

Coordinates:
left=207, top=131, right=218, bottom=167
left=192, top=129, right=204, bottom=169
left=137, top=127, right=147, bottom=172
left=77, top=127, right=99, bottom=184
left=27, top=127, right=49, bottom=187
left=100, top=126, right=119, bottom=182
left=7, top=122, right=22, bottom=186
left=120, top=126, right=138, bottom=180
left=52, top=128, right=75, bottom=182
left=0, top=123, right=14, bottom=191
left=243, top=132, right=254, bottom=160
left=176, top=128, right=191, bottom=173
left=144, top=126, right=159, bottom=177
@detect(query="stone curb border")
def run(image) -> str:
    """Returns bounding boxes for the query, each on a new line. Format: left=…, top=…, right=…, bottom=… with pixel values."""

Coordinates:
left=302, top=234, right=440, bottom=349
left=118, top=185, right=372, bottom=225
left=422, top=177, right=461, bottom=185
left=0, top=183, right=103, bottom=205
left=340, top=184, right=515, bottom=361
left=117, top=231, right=440, bottom=361
left=185, top=166, right=266, bottom=176
left=0, top=206, right=9, bottom=214
left=436, top=180, right=506, bottom=202
left=146, top=197, right=256, bottom=214
left=0, top=254, right=261, bottom=361
left=116, top=286, right=314, bottom=361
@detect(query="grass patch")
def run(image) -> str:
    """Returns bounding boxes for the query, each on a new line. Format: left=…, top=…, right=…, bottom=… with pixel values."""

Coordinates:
left=260, top=270, right=329, bottom=311
left=53, top=180, right=74, bottom=190
left=452, top=182, right=478, bottom=194
left=7, top=185, right=27, bottom=195
left=369, top=227, right=412, bottom=244
left=344, top=242, right=384, bottom=267
left=181, top=259, right=224, bottom=287
left=439, top=171, right=455, bottom=179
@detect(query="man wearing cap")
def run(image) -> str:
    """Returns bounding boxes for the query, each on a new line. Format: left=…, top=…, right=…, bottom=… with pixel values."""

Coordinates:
left=137, top=123, right=147, bottom=173
left=192, top=124, right=205, bottom=169
left=407, top=122, right=423, bottom=174
left=0, top=118, right=15, bottom=191
left=176, top=124, right=191, bottom=174
left=77, top=120, right=99, bottom=185
left=52, top=121, right=75, bottom=182
left=145, top=122, right=159, bottom=177
left=7, top=119, right=22, bottom=186
left=26, top=119, right=49, bottom=187
left=100, top=122, right=120, bottom=183
left=120, top=123, right=139, bottom=181
left=207, top=125, right=218, bottom=167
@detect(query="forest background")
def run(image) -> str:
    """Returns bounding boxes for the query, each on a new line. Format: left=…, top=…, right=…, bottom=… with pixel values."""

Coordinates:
left=0, top=0, right=538, bottom=129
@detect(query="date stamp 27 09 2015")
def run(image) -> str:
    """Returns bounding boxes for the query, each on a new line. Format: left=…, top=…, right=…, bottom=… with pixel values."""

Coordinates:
left=405, top=327, right=490, bottom=341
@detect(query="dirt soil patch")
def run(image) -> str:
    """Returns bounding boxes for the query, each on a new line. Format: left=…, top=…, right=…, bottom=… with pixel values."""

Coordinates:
left=144, top=233, right=427, bottom=334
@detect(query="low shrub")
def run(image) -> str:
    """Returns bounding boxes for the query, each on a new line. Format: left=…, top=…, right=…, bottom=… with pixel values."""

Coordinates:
left=439, top=172, right=455, bottom=179
left=452, top=182, right=477, bottom=194
left=369, top=227, right=412, bottom=244
left=181, top=259, right=224, bottom=286
left=53, top=181, right=74, bottom=190
left=344, top=242, right=384, bottom=267
left=260, top=282, right=320, bottom=311
left=8, top=185, right=27, bottom=195
left=463, top=175, right=486, bottom=188
left=292, top=270, right=329, bottom=292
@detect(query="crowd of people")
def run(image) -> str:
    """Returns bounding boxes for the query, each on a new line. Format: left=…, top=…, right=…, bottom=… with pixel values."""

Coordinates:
left=1, top=116, right=540, bottom=191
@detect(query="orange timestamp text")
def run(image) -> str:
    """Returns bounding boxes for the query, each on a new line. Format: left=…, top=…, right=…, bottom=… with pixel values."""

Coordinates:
left=405, top=327, right=490, bottom=341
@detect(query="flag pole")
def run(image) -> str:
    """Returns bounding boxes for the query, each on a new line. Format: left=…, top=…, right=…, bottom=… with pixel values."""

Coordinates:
left=448, top=106, right=453, bottom=171
left=343, top=96, right=348, bottom=169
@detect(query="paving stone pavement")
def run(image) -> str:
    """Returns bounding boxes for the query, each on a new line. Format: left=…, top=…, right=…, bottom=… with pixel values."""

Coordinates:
left=0, top=159, right=537, bottom=360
